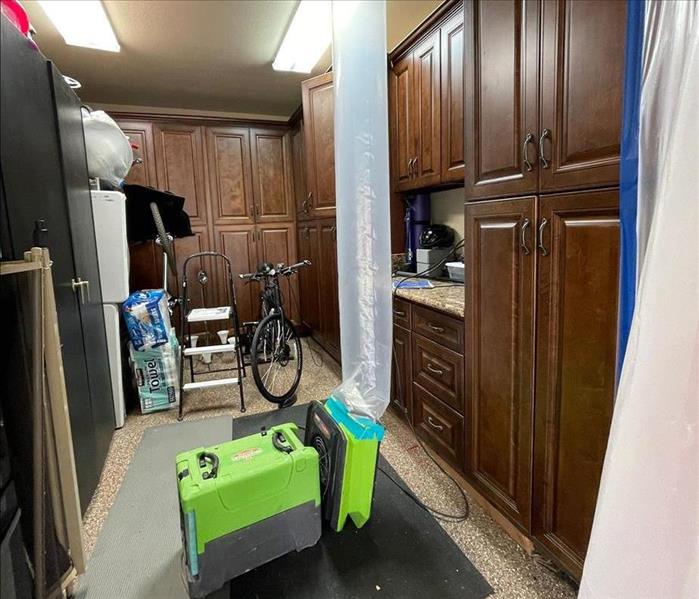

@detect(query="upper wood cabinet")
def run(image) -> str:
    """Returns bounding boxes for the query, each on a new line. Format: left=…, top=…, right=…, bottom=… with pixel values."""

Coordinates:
left=539, top=0, right=625, bottom=191
left=412, top=29, right=442, bottom=188
left=302, top=72, right=336, bottom=218
left=205, top=127, right=254, bottom=225
left=463, top=197, right=536, bottom=531
left=464, top=0, right=626, bottom=200
left=440, top=8, right=465, bottom=183
left=388, top=2, right=464, bottom=192
left=463, top=0, right=540, bottom=199
left=532, top=189, right=619, bottom=578
left=389, top=53, right=416, bottom=191
left=290, top=120, right=309, bottom=220
left=249, top=128, right=294, bottom=222
left=118, top=120, right=157, bottom=186
left=153, top=123, right=208, bottom=226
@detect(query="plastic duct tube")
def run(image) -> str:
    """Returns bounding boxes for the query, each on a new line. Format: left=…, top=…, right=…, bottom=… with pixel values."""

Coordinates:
left=330, top=1, right=392, bottom=421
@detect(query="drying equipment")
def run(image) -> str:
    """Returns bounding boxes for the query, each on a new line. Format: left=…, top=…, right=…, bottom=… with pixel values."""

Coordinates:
left=304, top=398, right=384, bottom=531
left=175, top=423, right=321, bottom=598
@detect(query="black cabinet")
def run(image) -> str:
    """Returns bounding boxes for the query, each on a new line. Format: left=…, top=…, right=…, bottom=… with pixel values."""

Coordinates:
left=1, top=19, right=114, bottom=513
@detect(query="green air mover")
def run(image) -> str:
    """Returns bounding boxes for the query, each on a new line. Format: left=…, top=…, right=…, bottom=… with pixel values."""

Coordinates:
left=175, top=423, right=321, bottom=598
left=305, top=398, right=384, bottom=531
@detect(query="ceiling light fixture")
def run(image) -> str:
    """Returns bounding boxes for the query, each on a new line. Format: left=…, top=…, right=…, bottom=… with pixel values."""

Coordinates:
left=38, top=0, right=120, bottom=53
left=273, top=0, right=331, bottom=73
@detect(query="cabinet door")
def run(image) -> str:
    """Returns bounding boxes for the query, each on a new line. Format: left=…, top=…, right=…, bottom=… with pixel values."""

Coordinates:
left=291, top=121, right=310, bottom=220
left=391, top=324, right=412, bottom=419
left=412, top=29, right=441, bottom=187
left=532, top=189, right=619, bottom=579
left=117, top=120, right=157, bottom=186
left=214, top=226, right=258, bottom=324
left=464, top=0, right=539, bottom=199
left=539, top=0, right=625, bottom=192
left=205, top=127, right=254, bottom=225
left=250, top=128, right=294, bottom=222
left=297, top=224, right=320, bottom=332
left=153, top=123, right=208, bottom=226
left=464, top=197, right=536, bottom=530
left=318, top=221, right=340, bottom=361
left=258, top=224, right=299, bottom=323
left=302, top=73, right=336, bottom=217
left=171, top=225, right=216, bottom=336
left=389, top=54, right=416, bottom=192
left=440, top=8, right=465, bottom=183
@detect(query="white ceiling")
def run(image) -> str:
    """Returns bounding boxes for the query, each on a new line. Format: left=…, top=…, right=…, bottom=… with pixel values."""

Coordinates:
left=23, top=0, right=442, bottom=119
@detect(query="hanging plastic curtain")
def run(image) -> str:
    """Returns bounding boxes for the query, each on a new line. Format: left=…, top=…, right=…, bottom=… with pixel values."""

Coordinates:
left=579, top=2, right=698, bottom=598
left=329, top=0, right=392, bottom=421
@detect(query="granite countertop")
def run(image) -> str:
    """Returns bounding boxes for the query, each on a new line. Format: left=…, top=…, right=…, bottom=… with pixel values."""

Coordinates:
left=393, top=278, right=465, bottom=318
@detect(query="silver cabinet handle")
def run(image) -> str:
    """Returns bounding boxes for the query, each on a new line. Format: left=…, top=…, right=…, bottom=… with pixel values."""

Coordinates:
left=393, top=309, right=406, bottom=317
left=426, top=416, right=444, bottom=431
left=539, top=128, right=550, bottom=169
left=413, top=156, right=418, bottom=175
left=426, top=363, right=444, bottom=376
left=71, top=277, right=90, bottom=304
left=427, top=323, right=445, bottom=333
left=522, top=133, right=535, bottom=172
left=538, top=218, right=549, bottom=256
left=521, top=218, right=531, bottom=255
left=306, top=192, right=312, bottom=212
left=407, top=158, right=412, bottom=176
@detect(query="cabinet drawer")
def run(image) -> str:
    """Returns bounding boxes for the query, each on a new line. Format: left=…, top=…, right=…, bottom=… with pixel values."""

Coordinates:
left=392, top=297, right=411, bottom=329
left=413, top=383, right=464, bottom=471
left=412, top=334, right=464, bottom=413
left=412, top=304, right=463, bottom=353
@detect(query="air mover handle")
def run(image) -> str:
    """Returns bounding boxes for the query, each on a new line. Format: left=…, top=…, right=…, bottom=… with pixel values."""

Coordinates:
left=198, top=451, right=219, bottom=479
left=272, top=431, right=293, bottom=454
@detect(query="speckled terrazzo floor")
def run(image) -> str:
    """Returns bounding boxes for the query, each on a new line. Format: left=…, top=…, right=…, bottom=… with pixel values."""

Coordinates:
left=82, top=338, right=576, bottom=599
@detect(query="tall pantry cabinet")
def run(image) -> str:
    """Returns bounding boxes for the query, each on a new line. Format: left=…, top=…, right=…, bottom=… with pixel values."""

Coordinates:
left=462, top=0, right=625, bottom=580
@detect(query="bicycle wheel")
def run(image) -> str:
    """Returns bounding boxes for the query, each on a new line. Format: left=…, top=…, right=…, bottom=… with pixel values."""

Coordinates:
left=250, top=313, right=303, bottom=404
left=149, top=202, right=177, bottom=274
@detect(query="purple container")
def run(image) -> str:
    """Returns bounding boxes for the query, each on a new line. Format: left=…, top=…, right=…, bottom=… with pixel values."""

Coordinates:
left=405, top=194, right=430, bottom=268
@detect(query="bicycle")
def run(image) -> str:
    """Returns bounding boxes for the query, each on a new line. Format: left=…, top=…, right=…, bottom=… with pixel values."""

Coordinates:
left=240, top=260, right=310, bottom=405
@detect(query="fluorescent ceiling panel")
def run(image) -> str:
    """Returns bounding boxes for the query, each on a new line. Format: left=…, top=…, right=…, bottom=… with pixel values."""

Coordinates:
left=273, top=0, right=331, bottom=73
left=38, top=0, right=120, bottom=53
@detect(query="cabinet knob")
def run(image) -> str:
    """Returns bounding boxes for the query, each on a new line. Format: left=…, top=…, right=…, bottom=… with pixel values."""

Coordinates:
left=426, top=363, right=444, bottom=376
left=538, top=218, right=549, bottom=256
left=539, top=129, right=551, bottom=169
left=426, top=416, right=444, bottom=432
left=522, top=133, right=535, bottom=172
left=520, top=218, right=531, bottom=255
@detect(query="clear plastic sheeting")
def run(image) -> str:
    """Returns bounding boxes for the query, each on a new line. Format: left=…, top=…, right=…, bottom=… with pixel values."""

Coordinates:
left=82, top=109, right=133, bottom=187
left=579, top=2, right=698, bottom=598
left=330, top=0, right=392, bottom=421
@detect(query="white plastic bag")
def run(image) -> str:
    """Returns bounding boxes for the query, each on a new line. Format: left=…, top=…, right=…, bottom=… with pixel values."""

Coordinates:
left=82, top=109, right=133, bottom=187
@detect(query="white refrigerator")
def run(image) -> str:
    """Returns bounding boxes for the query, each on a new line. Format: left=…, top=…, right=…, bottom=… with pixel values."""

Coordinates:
left=91, top=190, right=129, bottom=428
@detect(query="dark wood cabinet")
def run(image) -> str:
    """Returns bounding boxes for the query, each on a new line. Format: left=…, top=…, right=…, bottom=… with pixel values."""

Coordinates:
left=463, top=0, right=540, bottom=199
left=464, top=0, right=625, bottom=200
left=440, top=8, right=465, bottom=183
left=297, top=224, right=320, bottom=332
left=258, top=223, right=299, bottom=323
left=412, top=333, right=464, bottom=414
left=290, top=120, right=309, bottom=220
left=391, top=323, right=412, bottom=418
left=413, top=382, right=464, bottom=471
left=214, top=225, right=258, bottom=323
left=389, top=53, right=416, bottom=191
left=412, top=29, right=442, bottom=188
left=531, top=189, right=620, bottom=578
left=539, top=0, right=625, bottom=192
left=318, top=220, right=340, bottom=361
left=302, top=73, right=336, bottom=218
left=249, top=128, right=294, bottom=222
left=153, top=123, right=208, bottom=226
left=205, top=127, right=254, bottom=225
left=118, top=120, right=157, bottom=186
left=463, top=197, right=537, bottom=531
